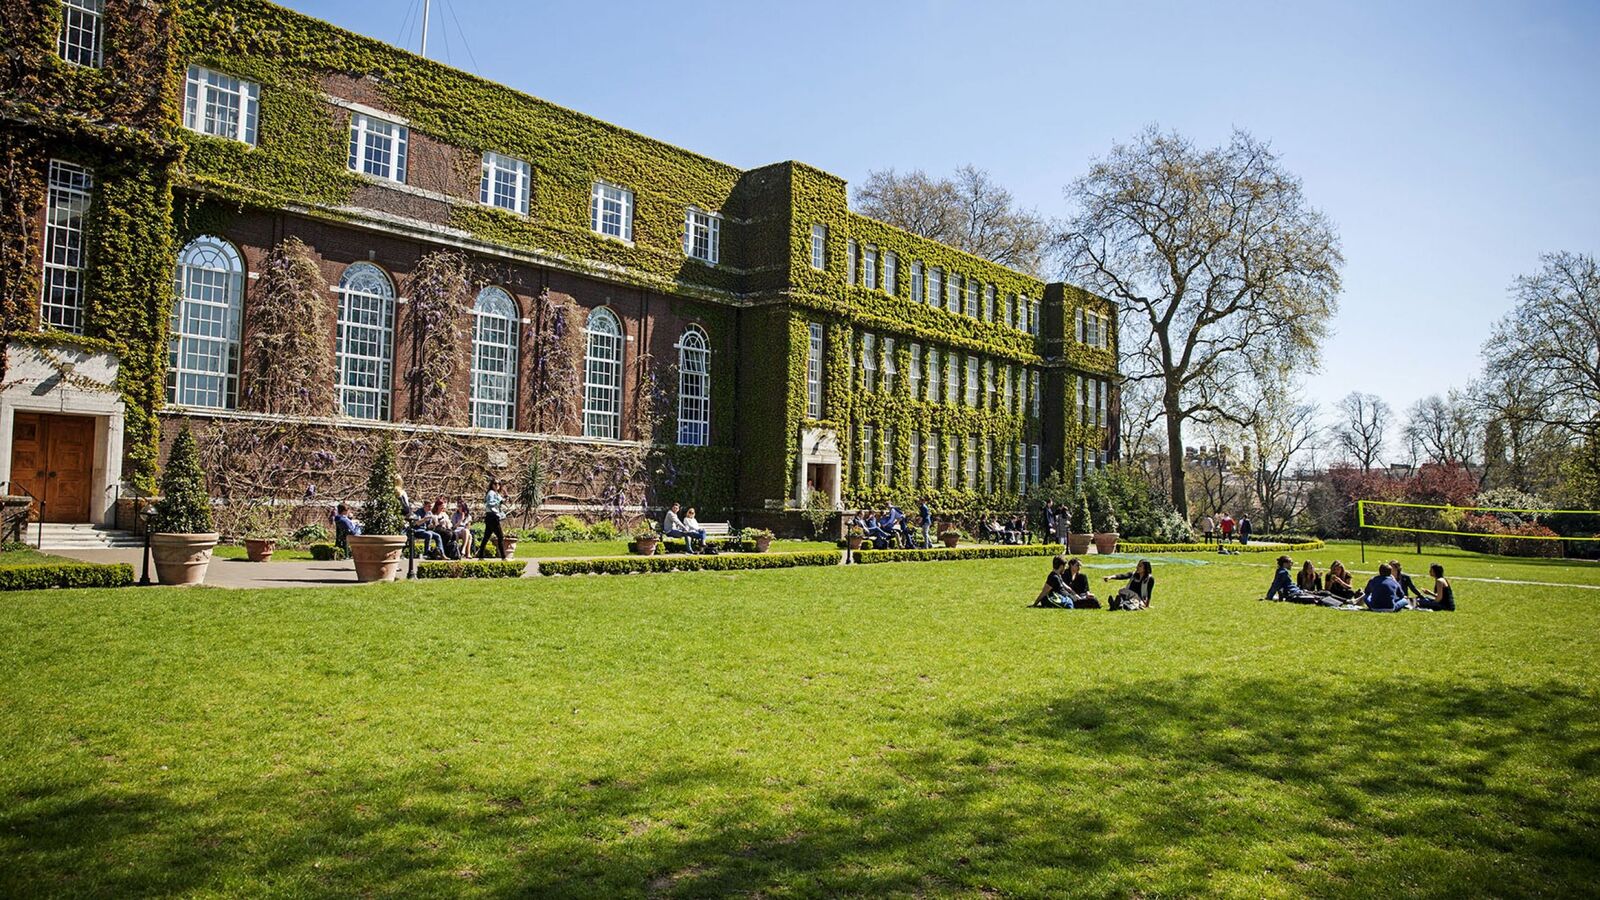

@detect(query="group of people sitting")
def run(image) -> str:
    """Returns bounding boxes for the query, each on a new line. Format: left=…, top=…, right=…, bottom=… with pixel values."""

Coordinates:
left=1264, top=556, right=1456, bottom=611
left=330, top=476, right=512, bottom=560
left=848, top=503, right=920, bottom=549
left=660, top=502, right=712, bottom=553
left=980, top=512, right=1033, bottom=544
left=1031, top=556, right=1156, bottom=611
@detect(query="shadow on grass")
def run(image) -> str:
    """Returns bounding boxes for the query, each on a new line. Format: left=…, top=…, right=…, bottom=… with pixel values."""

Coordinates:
left=3, top=677, right=1596, bottom=897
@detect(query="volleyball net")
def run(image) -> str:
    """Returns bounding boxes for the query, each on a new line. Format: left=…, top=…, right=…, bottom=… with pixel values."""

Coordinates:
left=1356, top=499, right=1600, bottom=548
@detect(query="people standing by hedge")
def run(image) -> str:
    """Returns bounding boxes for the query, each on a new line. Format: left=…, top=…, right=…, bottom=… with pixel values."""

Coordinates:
left=478, top=478, right=507, bottom=559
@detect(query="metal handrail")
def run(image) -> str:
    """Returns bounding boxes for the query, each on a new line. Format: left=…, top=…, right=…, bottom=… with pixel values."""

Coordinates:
left=1, top=481, right=45, bottom=548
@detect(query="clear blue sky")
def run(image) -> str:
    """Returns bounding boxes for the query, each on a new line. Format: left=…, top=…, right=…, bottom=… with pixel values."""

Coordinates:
left=283, top=0, right=1599, bottom=419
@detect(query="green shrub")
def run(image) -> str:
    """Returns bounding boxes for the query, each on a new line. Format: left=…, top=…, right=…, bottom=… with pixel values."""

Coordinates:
left=308, top=543, right=346, bottom=561
left=363, top=436, right=407, bottom=536
left=588, top=520, right=620, bottom=540
left=853, top=545, right=1064, bottom=565
left=292, top=522, right=331, bottom=546
left=539, top=551, right=840, bottom=576
left=152, top=424, right=212, bottom=534
left=416, top=560, right=527, bottom=578
left=0, top=563, right=135, bottom=591
left=551, top=514, right=589, bottom=541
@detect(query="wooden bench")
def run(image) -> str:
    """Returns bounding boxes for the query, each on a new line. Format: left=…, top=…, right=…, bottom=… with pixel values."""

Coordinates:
left=662, top=521, right=731, bottom=552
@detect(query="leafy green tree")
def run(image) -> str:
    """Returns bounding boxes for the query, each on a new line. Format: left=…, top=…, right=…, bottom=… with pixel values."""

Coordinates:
left=152, top=425, right=213, bottom=534
left=363, top=436, right=407, bottom=536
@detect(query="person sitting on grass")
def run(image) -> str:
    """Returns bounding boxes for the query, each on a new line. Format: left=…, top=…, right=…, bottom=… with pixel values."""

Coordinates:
left=1104, top=560, right=1155, bottom=610
left=1415, top=563, right=1456, bottom=611
left=1362, top=563, right=1410, bottom=612
left=1297, top=560, right=1323, bottom=592
left=1265, top=555, right=1314, bottom=604
left=1063, top=557, right=1100, bottom=608
left=1389, top=560, right=1426, bottom=602
left=1032, top=555, right=1076, bottom=608
left=661, top=502, right=703, bottom=553
left=1323, top=561, right=1362, bottom=601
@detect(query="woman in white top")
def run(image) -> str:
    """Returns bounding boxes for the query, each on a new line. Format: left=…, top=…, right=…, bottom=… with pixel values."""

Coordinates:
left=478, top=479, right=506, bottom=559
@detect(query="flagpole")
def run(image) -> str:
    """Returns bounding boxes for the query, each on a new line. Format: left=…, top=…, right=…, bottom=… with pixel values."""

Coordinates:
left=419, top=0, right=431, bottom=57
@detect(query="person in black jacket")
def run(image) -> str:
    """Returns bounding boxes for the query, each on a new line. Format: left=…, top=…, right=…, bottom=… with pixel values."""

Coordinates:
left=1415, top=563, right=1456, bottom=611
left=1032, top=555, right=1074, bottom=608
left=1063, top=557, right=1100, bottom=608
left=1389, top=560, right=1426, bottom=601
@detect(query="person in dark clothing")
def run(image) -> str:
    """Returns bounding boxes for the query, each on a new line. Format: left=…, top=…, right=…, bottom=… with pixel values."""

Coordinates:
left=1239, top=516, right=1253, bottom=545
left=1063, top=557, right=1100, bottom=608
left=1323, top=561, right=1362, bottom=601
left=1032, top=555, right=1075, bottom=608
left=1265, top=555, right=1322, bottom=604
left=1389, top=560, right=1425, bottom=600
left=1104, top=560, right=1155, bottom=610
left=1296, top=560, right=1323, bottom=592
left=1362, top=563, right=1409, bottom=611
left=918, top=498, right=933, bottom=549
left=1416, top=563, right=1456, bottom=611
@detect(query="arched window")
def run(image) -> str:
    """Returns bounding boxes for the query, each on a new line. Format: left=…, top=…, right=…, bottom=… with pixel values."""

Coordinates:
left=167, top=236, right=243, bottom=409
left=336, top=262, right=395, bottom=420
left=677, top=326, right=710, bottom=446
left=583, top=307, right=623, bottom=439
left=471, top=286, right=519, bottom=430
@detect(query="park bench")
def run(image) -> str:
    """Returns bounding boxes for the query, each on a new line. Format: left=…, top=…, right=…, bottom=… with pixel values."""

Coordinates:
left=662, top=521, right=731, bottom=553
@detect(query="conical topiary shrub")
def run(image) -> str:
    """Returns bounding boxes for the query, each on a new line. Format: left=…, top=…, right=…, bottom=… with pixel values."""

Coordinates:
left=1076, top=492, right=1094, bottom=535
left=363, top=436, right=407, bottom=536
left=153, top=424, right=212, bottom=534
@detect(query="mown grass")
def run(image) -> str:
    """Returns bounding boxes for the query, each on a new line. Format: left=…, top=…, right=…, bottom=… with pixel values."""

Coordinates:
left=1, top=542, right=1595, bottom=897
left=0, top=547, right=82, bottom=566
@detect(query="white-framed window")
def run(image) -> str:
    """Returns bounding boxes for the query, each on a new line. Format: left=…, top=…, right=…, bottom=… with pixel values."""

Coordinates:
left=909, top=343, right=922, bottom=398
left=57, top=0, right=102, bottom=67
left=966, top=280, right=978, bottom=318
left=1030, top=298, right=1041, bottom=335
left=470, top=286, right=519, bottom=430
left=863, top=246, right=878, bottom=290
left=336, top=262, right=395, bottom=420
left=806, top=322, right=824, bottom=418
left=583, top=307, right=624, bottom=438
left=480, top=151, right=530, bottom=215
left=947, top=274, right=961, bottom=312
left=39, top=160, right=92, bottom=334
left=846, top=239, right=857, bottom=285
left=677, top=325, right=711, bottom=446
left=167, top=236, right=243, bottom=409
left=590, top=182, right=634, bottom=241
left=884, top=252, right=897, bottom=295
left=1031, top=370, right=1041, bottom=418
left=1030, top=444, right=1041, bottom=485
left=984, top=360, right=995, bottom=408
left=811, top=224, right=827, bottom=269
left=984, top=284, right=995, bottom=321
left=1097, top=378, right=1108, bottom=427
left=1002, top=363, right=1012, bottom=411
left=184, top=66, right=260, bottom=145
left=928, top=268, right=943, bottom=311
left=946, top=352, right=959, bottom=404
left=861, top=425, right=875, bottom=488
left=909, top=431, right=922, bottom=487
left=348, top=113, right=407, bottom=182
left=884, top=425, right=895, bottom=485
left=911, top=261, right=923, bottom=303
left=928, top=347, right=941, bottom=404
left=683, top=207, right=722, bottom=264
left=860, top=332, right=876, bottom=391
left=966, top=436, right=978, bottom=489
left=983, top=439, right=993, bottom=492
left=882, top=336, right=896, bottom=392
left=924, top=431, right=938, bottom=484
left=965, top=357, right=979, bottom=406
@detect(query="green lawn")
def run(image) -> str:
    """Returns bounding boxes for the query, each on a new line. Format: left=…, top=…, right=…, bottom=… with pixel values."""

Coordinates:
left=2, top=542, right=1596, bottom=897
left=0, top=547, right=82, bottom=566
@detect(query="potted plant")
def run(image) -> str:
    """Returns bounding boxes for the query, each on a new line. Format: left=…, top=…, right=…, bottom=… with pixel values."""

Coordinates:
left=939, top=527, right=963, bottom=548
left=346, top=436, right=409, bottom=582
left=149, top=424, right=220, bottom=585
left=845, top=524, right=866, bottom=552
left=1094, top=511, right=1121, bottom=555
left=740, top=527, right=774, bottom=553
left=239, top=503, right=288, bottom=562
left=1068, top=493, right=1094, bottom=555
left=632, top=527, right=659, bottom=556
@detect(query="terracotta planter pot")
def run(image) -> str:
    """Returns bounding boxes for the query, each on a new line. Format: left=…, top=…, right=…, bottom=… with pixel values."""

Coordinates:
left=243, top=538, right=276, bottom=562
left=150, top=532, right=219, bottom=586
left=634, top=538, right=658, bottom=556
left=1067, top=532, right=1094, bottom=555
left=846, top=535, right=865, bottom=551
left=752, top=537, right=772, bottom=554
left=501, top=536, right=520, bottom=557
left=940, top=534, right=960, bottom=548
left=347, top=534, right=408, bottom=582
left=1093, top=532, right=1120, bottom=555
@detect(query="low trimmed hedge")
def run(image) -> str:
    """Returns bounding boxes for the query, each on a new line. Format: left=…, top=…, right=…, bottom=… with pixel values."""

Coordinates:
left=0, top=563, right=135, bottom=591
left=853, top=544, right=1066, bottom=565
left=416, top=560, right=528, bottom=579
left=308, top=543, right=346, bottom=561
left=539, top=551, right=840, bottom=576
left=1117, top=539, right=1326, bottom=554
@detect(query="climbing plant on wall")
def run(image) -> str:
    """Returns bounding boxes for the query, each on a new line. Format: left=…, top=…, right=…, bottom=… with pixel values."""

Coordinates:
left=244, top=237, right=334, bottom=416
left=400, top=250, right=470, bottom=425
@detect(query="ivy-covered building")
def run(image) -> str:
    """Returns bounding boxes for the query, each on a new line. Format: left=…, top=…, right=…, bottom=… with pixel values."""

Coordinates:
left=0, top=0, right=1119, bottom=531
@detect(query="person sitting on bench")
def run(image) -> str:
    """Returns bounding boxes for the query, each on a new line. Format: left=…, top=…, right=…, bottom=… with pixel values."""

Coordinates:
left=1415, top=563, right=1456, bottom=611
left=1006, top=513, right=1027, bottom=545
left=662, top=502, right=704, bottom=553
left=884, top=504, right=911, bottom=548
left=1031, top=555, right=1076, bottom=608
left=426, top=498, right=460, bottom=559
left=332, top=503, right=362, bottom=552
left=864, top=510, right=892, bottom=549
left=1323, top=560, right=1362, bottom=601
left=1362, top=563, right=1409, bottom=611
left=1104, top=560, right=1155, bottom=610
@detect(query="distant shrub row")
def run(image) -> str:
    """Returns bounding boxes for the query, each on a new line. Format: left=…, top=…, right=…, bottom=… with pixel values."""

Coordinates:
left=852, top=545, right=1064, bottom=565
left=416, top=560, right=528, bottom=578
left=540, top=552, right=840, bottom=576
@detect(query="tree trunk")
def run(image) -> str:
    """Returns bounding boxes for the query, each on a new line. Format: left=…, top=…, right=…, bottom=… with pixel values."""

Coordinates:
left=1164, top=387, right=1188, bottom=516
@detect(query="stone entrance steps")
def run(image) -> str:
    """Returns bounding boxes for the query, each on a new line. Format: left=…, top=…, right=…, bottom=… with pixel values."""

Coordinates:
left=29, top=522, right=144, bottom=550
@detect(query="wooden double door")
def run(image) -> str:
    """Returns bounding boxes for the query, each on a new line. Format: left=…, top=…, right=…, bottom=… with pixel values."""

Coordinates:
left=10, top=413, right=94, bottom=523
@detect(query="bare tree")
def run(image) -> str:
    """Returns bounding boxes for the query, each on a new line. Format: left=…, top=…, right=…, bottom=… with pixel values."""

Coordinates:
left=1060, top=127, right=1343, bottom=515
left=1186, top=419, right=1250, bottom=519
left=1248, top=378, right=1322, bottom=531
left=1403, top=391, right=1480, bottom=465
left=1333, top=391, right=1390, bottom=470
left=852, top=165, right=1051, bottom=274
left=1483, top=251, right=1600, bottom=439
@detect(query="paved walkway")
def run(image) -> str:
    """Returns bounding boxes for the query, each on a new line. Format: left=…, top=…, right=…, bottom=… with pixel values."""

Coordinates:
left=58, top=548, right=388, bottom=588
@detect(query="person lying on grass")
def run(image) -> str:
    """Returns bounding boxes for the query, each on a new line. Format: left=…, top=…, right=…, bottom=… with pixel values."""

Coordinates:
left=1362, top=563, right=1410, bottom=612
left=1103, top=560, right=1155, bottom=610
left=1415, top=563, right=1456, bottom=611
left=1032, top=556, right=1101, bottom=609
